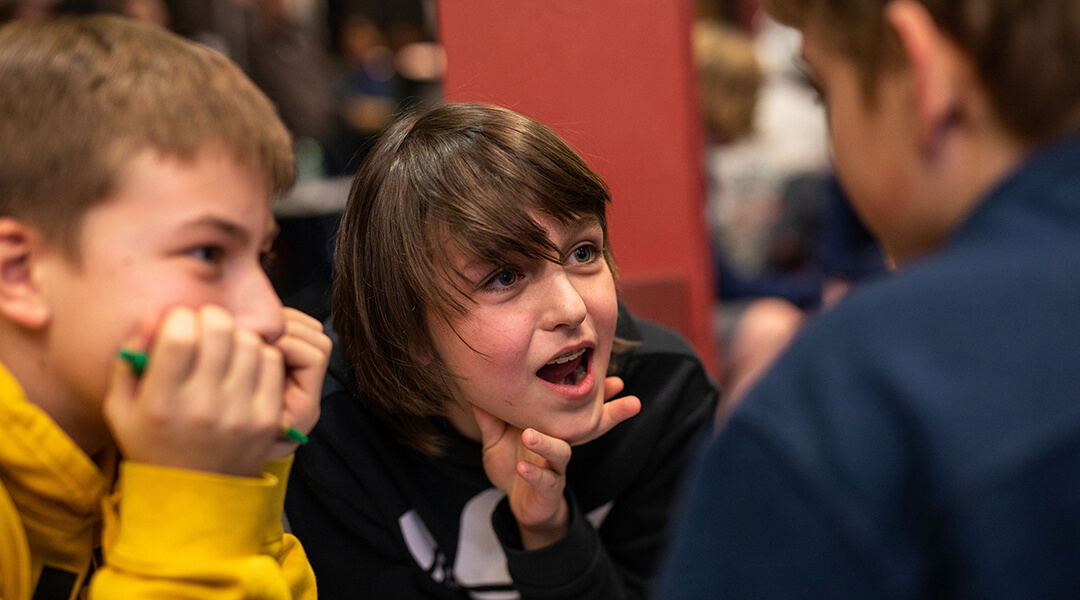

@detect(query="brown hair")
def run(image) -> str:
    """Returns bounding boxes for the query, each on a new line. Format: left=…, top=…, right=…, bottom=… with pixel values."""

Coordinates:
left=334, top=102, right=618, bottom=454
left=764, top=0, right=1080, bottom=142
left=0, top=15, right=294, bottom=254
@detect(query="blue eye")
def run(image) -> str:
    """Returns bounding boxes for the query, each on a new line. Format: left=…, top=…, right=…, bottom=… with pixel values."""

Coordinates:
left=571, top=244, right=597, bottom=263
left=490, top=270, right=519, bottom=288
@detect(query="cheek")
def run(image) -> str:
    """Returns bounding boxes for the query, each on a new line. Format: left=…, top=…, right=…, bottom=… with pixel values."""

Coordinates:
left=429, top=311, right=524, bottom=381
left=586, top=273, right=619, bottom=336
left=457, top=316, right=531, bottom=368
left=829, top=119, right=865, bottom=189
left=110, top=269, right=231, bottom=352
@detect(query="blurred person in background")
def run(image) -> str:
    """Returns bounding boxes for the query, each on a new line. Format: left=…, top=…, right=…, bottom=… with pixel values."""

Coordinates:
left=694, top=16, right=885, bottom=419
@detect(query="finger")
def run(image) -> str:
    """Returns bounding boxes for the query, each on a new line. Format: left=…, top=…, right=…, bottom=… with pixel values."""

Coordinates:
left=144, top=307, right=199, bottom=400
left=516, top=459, right=563, bottom=494
left=604, top=376, right=626, bottom=401
left=571, top=394, right=642, bottom=447
left=275, top=333, right=323, bottom=436
left=283, top=307, right=326, bottom=340
left=247, top=343, right=285, bottom=448
left=275, top=311, right=330, bottom=375
left=521, top=428, right=571, bottom=474
left=597, top=394, right=642, bottom=435
left=193, top=305, right=236, bottom=383
left=275, top=330, right=329, bottom=372
left=224, top=328, right=264, bottom=399
left=254, top=345, right=286, bottom=432
left=260, top=345, right=298, bottom=458
left=471, top=404, right=509, bottom=450
left=102, top=352, right=139, bottom=422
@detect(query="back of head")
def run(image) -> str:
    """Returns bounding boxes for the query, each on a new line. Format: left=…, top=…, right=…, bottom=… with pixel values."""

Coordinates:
left=764, top=0, right=1080, bottom=144
left=0, top=15, right=295, bottom=251
left=334, top=102, right=612, bottom=454
left=693, top=21, right=763, bottom=144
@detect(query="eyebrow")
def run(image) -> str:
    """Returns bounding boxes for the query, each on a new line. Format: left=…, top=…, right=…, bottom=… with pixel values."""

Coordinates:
left=177, top=216, right=277, bottom=248
left=455, top=215, right=604, bottom=268
left=569, top=215, right=603, bottom=232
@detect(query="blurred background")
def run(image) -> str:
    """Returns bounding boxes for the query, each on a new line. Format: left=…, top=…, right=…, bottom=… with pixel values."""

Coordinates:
left=1, top=0, right=885, bottom=404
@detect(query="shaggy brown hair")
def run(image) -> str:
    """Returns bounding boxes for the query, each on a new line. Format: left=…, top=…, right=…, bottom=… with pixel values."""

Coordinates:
left=333, top=103, right=623, bottom=455
left=0, top=15, right=294, bottom=255
left=764, top=0, right=1080, bottom=143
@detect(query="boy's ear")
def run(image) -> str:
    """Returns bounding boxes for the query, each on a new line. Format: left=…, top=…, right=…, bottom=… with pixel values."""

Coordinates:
left=0, top=218, right=52, bottom=329
left=886, top=0, right=969, bottom=156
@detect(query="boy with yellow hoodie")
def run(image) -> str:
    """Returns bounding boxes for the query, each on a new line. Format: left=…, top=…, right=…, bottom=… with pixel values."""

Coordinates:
left=0, top=15, right=330, bottom=599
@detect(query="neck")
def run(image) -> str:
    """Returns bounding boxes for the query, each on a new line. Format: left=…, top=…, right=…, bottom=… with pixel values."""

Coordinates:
left=444, top=399, right=482, bottom=442
left=0, top=326, right=113, bottom=457
left=888, top=114, right=1029, bottom=265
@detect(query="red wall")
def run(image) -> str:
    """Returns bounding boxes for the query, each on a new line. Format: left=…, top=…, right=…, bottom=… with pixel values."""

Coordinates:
left=438, top=0, right=718, bottom=375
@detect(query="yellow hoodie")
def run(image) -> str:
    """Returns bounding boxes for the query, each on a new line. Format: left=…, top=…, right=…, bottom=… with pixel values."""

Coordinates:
left=0, top=361, right=317, bottom=600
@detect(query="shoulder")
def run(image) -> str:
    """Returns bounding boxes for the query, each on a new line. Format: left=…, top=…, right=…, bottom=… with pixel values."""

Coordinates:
left=298, top=321, right=392, bottom=474
left=320, top=322, right=354, bottom=399
left=611, top=304, right=719, bottom=430
left=729, top=232, right=1080, bottom=477
left=614, top=303, right=711, bottom=372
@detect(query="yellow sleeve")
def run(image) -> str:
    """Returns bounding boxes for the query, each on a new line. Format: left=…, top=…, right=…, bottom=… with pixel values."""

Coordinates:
left=0, top=482, right=32, bottom=600
left=89, top=457, right=316, bottom=600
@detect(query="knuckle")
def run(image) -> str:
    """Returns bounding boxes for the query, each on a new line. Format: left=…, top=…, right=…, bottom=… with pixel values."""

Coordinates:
left=262, top=345, right=283, bottom=363
left=187, top=406, right=219, bottom=430
left=315, top=332, right=333, bottom=353
left=141, top=403, right=173, bottom=430
left=288, top=308, right=321, bottom=329
left=159, top=310, right=198, bottom=348
left=200, top=305, right=235, bottom=336
left=234, top=329, right=263, bottom=355
left=249, top=412, right=279, bottom=440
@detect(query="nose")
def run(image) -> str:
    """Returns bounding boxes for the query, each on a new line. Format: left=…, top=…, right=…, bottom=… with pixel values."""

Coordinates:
left=232, top=268, right=287, bottom=343
left=539, top=266, right=587, bottom=331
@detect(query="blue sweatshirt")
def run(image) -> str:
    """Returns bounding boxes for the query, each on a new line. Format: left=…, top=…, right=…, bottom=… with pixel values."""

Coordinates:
left=656, top=133, right=1080, bottom=599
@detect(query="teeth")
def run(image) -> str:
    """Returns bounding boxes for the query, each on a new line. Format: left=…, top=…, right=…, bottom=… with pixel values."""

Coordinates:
left=547, top=348, right=586, bottom=365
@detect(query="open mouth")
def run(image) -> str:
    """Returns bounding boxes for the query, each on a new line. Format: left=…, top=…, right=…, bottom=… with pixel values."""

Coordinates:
left=536, top=348, right=591, bottom=386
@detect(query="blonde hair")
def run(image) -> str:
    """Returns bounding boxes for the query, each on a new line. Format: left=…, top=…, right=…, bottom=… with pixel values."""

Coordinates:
left=0, top=15, right=294, bottom=253
left=693, top=21, right=763, bottom=143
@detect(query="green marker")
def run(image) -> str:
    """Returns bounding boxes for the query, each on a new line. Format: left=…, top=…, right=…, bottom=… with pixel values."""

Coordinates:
left=118, top=348, right=148, bottom=376
left=117, top=348, right=308, bottom=445
left=278, top=422, right=309, bottom=445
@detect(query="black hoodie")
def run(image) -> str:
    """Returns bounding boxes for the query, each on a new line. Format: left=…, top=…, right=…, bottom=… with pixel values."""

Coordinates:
left=286, top=304, right=718, bottom=600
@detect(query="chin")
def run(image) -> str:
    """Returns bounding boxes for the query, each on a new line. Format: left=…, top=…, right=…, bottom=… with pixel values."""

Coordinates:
left=537, top=405, right=606, bottom=446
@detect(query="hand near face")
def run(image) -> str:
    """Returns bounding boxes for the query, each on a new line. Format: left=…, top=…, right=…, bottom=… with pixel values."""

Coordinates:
left=473, top=376, right=640, bottom=550
left=268, top=308, right=331, bottom=461
left=103, top=305, right=331, bottom=478
left=567, top=375, right=641, bottom=446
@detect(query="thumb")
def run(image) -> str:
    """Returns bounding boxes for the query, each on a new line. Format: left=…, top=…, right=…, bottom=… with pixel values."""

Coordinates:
left=569, top=396, right=640, bottom=447
left=598, top=394, right=641, bottom=432
left=604, top=376, right=626, bottom=401
left=570, top=376, right=642, bottom=446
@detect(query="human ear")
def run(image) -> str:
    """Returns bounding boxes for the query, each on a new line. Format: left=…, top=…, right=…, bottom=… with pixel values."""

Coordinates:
left=0, top=218, right=51, bottom=329
left=886, top=0, right=968, bottom=156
